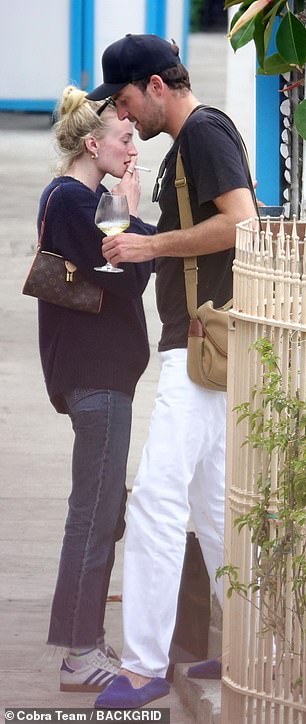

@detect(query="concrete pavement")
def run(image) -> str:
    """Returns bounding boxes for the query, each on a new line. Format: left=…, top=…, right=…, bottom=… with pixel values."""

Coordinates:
left=0, top=33, right=228, bottom=723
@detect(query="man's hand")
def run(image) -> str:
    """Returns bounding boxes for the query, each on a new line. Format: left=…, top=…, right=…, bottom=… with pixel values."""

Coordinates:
left=101, top=186, right=257, bottom=265
left=102, top=233, right=155, bottom=265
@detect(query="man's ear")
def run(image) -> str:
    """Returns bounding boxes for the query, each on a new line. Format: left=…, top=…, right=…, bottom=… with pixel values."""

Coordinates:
left=149, top=75, right=164, bottom=95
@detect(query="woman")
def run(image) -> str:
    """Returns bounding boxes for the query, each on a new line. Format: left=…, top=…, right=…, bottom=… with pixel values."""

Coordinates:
left=38, top=86, right=154, bottom=693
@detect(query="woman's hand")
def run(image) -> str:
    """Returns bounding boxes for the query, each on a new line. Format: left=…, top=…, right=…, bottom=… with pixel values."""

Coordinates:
left=112, top=157, right=141, bottom=217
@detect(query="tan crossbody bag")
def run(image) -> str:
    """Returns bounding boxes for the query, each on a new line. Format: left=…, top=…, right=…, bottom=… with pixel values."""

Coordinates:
left=175, top=148, right=231, bottom=391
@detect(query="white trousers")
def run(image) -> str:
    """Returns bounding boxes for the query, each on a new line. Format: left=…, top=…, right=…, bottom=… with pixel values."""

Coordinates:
left=122, top=348, right=226, bottom=678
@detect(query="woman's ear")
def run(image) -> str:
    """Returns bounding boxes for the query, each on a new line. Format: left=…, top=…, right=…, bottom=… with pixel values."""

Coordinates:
left=85, top=135, right=99, bottom=156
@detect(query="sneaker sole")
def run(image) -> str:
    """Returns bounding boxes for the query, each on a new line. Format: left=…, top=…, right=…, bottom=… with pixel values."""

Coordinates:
left=60, top=682, right=109, bottom=693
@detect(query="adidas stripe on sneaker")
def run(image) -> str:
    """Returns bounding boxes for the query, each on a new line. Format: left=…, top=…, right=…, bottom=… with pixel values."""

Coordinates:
left=60, top=647, right=119, bottom=693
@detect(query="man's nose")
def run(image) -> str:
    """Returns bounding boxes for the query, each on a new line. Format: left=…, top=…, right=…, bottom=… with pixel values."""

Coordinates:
left=117, top=107, right=129, bottom=121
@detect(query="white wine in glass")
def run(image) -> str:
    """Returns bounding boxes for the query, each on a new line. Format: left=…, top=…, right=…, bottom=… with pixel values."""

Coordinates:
left=94, top=192, right=129, bottom=273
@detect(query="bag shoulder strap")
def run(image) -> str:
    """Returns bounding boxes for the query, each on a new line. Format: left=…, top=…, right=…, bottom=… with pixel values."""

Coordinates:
left=38, top=185, right=60, bottom=250
left=175, top=107, right=260, bottom=319
left=196, top=105, right=260, bottom=214
left=175, top=149, right=198, bottom=318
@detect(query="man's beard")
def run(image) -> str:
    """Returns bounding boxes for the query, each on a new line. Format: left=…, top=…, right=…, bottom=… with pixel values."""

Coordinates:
left=136, top=102, right=164, bottom=141
left=137, top=125, right=160, bottom=141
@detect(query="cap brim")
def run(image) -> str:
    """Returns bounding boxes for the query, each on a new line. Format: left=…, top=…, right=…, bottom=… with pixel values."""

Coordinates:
left=87, top=80, right=127, bottom=101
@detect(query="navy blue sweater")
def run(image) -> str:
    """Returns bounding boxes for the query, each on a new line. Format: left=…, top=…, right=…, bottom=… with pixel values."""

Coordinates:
left=37, top=177, right=154, bottom=413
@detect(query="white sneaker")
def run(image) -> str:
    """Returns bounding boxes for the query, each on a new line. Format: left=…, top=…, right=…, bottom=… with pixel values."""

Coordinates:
left=102, top=643, right=121, bottom=668
left=60, top=647, right=119, bottom=692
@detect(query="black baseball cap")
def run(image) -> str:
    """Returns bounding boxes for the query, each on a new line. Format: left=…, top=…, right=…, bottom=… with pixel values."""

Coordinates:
left=87, top=34, right=181, bottom=100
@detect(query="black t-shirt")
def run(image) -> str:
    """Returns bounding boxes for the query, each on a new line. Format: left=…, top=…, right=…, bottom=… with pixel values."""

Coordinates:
left=155, top=106, right=252, bottom=351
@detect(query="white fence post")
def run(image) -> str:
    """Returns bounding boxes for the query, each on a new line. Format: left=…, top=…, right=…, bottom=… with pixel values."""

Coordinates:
left=222, top=217, right=306, bottom=723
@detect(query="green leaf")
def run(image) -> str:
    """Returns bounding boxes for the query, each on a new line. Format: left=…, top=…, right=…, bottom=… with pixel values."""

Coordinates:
left=276, top=11, right=306, bottom=66
left=264, top=0, right=286, bottom=54
left=224, top=0, right=244, bottom=7
left=294, top=100, right=306, bottom=140
left=250, top=583, right=260, bottom=593
left=229, top=1, right=255, bottom=31
left=263, top=0, right=286, bottom=22
left=257, top=52, right=292, bottom=74
left=254, top=16, right=265, bottom=67
left=230, top=17, right=256, bottom=50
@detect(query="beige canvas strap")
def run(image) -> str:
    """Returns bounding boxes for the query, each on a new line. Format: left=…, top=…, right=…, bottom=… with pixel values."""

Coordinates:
left=175, top=149, right=198, bottom=319
left=174, top=106, right=261, bottom=319
left=175, top=149, right=235, bottom=319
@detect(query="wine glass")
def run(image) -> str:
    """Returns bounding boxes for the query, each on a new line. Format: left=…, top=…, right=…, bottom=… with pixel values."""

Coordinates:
left=94, top=192, right=129, bottom=273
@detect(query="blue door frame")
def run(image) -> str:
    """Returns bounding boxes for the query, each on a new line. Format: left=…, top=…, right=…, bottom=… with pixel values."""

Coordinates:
left=0, top=0, right=85, bottom=113
left=145, top=0, right=190, bottom=64
left=0, top=0, right=190, bottom=113
left=70, top=0, right=94, bottom=92
left=0, top=1, right=93, bottom=113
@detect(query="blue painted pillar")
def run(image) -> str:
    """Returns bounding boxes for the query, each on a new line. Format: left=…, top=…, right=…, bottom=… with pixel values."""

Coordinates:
left=145, top=0, right=166, bottom=36
left=70, top=0, right=94, bottom=90
left=256, top=74, right=281, bottom=205
left=82, top=0, right=94, bottom=90
left=181, top=0, right=190, bottom=64
left=255, top=24, right=281, bottom=205
left=145, top=0, right=190, bottom=65
left=69, top=0, right=83, bottom=86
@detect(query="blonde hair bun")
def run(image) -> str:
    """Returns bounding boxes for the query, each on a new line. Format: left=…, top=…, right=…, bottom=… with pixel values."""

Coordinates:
left=59, top=85, right=88, bottom=118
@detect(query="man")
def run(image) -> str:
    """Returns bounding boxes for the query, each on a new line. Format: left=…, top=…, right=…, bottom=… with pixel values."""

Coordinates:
left=88, top=33, right=256, bottom=708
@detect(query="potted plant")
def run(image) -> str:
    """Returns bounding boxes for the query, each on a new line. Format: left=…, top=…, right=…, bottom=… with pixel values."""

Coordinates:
left=216, top=211, right=306, bottom=721
left=217, top=338, right=306, bottom=659
left=217, top=9, right=306, bottom=719
left=224, top=0, right=306, bottom=217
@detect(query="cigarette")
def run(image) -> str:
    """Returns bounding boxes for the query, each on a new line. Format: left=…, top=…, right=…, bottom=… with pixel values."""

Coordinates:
left=134, top=165, right=151, bottom=172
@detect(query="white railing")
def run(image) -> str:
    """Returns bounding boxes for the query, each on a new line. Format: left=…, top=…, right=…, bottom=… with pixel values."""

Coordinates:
left=222, top=218, right=306, bottom=724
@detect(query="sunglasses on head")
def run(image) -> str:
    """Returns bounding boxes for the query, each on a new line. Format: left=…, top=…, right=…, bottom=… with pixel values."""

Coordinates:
left=96, top=97, right=116, bottom=116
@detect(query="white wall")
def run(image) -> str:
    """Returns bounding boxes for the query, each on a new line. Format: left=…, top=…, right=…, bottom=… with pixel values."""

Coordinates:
left=0, top=0, right=70, bottom=99
left=93, top=0, right=187, bottom=91
left=93, top=0, right=146, bottom=89
left=166, top=0, right=184, bottom=47
left=0, top=0, right=188, bottom=107
left=225, top=10, right=256, bottom=176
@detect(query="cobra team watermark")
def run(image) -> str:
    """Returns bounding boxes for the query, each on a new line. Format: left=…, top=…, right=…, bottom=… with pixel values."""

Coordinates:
left=4, top=710, right=170, bottom=723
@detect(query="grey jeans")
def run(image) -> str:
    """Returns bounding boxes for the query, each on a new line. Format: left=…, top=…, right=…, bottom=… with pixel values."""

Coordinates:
left=47, top=388, right=132, bottom=647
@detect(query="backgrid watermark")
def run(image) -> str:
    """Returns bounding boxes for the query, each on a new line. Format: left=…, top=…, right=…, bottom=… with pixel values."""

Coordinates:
left=4, top=710, right=170, bottom=723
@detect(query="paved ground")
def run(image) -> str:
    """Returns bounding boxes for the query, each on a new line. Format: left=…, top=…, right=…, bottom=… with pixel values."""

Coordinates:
left=0, top=32, right=228, bottom=723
